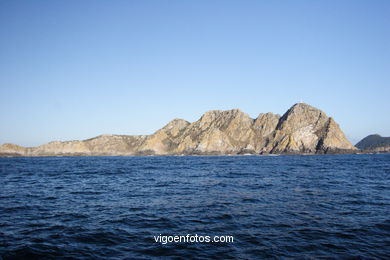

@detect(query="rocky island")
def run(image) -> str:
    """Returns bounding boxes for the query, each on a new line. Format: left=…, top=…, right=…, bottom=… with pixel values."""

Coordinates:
left=355, top=134, right=390, bottom=153
left=0, top=103, right=358, bottom=157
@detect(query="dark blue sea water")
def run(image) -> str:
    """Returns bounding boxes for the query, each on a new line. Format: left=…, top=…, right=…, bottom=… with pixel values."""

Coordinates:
left=0, top=154, right=389, bottom=259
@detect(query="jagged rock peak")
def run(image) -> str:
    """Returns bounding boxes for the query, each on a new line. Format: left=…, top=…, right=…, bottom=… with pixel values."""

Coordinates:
left=255, top=112, right=280, bottom=123
left=253, top=113, right=281, bottom=136
left=290, top=102, right=320, bottom=110
left=277, top=103, right=328, bottom=130
left=284, top=102, right=327, bottom=118
left=159, top=118, right=191, bottom=137
left=162, top=118, right=190, bottom=129
left=196, top=108, right=253, bottom=132
left=200, top=108, right=248, bottom=121
left=268, top=103, right=356, bottom=154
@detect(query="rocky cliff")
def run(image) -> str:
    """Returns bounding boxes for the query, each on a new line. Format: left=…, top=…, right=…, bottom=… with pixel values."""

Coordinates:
left=0, top=103, right=357, bottom=156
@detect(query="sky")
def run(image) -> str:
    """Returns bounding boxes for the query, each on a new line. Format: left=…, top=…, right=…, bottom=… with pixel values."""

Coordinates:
left=0, top=0, right=389, bottom=147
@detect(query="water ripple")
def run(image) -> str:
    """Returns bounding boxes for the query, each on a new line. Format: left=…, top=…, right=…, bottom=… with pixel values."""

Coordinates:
left=0, top=154, right=389, bottom=259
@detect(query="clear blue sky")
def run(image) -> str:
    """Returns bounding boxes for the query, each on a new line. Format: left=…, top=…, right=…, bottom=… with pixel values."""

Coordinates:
left=1, top=0, right=389, bottom=146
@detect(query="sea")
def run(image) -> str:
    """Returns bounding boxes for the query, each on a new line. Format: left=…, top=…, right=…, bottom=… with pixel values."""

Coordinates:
left=0, top=154, right=389, bottom=259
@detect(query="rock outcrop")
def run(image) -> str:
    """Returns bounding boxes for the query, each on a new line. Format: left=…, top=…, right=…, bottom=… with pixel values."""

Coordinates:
left=355, top=134, right=390, bottom=153
left=0, top=103, right=357, bottom=156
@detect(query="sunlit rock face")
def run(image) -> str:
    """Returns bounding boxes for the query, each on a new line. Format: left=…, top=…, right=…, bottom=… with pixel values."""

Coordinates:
left=265, top=103, right=356, bottom=154
left=0, top=103, right=357, bottom=157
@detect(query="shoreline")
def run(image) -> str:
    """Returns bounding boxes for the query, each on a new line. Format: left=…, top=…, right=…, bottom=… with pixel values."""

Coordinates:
left=1, top=150, right=387, bottom=158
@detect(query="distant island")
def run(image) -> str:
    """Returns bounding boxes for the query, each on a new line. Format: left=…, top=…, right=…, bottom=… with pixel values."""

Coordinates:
left=355, top=134, right=390, bottom=153
left=0, top=103, right=370, bottom=157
